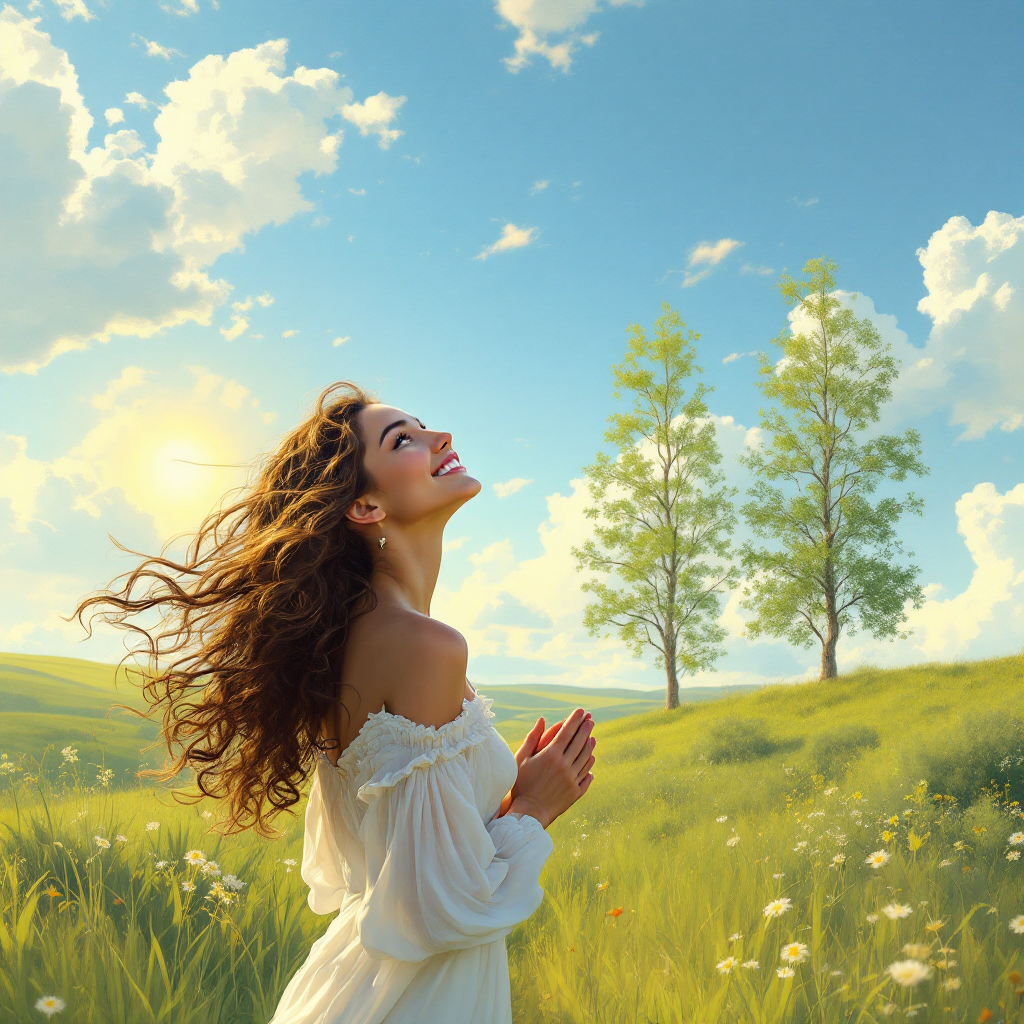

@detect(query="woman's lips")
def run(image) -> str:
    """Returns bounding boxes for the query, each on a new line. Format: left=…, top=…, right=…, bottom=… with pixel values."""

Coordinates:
left=433, top=452, right=465, bottom=477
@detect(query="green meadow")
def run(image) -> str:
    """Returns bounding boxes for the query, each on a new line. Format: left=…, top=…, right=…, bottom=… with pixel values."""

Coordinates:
left=1, top=653, right=1023, bottom=1022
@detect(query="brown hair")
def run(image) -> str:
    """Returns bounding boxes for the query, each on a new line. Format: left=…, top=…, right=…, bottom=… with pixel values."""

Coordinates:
left=72, top=380, right=378, bottom=836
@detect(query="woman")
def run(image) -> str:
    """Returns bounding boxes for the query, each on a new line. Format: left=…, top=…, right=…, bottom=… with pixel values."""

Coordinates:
left=74, top=381, right=596, bottom=1024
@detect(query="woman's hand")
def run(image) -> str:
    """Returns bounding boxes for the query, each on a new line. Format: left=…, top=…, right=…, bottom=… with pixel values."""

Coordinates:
left=506, top=708, right=596, bottom=829
left=496, top=713, right=577, bottom=817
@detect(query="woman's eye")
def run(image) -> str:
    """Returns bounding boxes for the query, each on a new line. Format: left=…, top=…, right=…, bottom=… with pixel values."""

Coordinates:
left=392, top=431, right=413, bottom=450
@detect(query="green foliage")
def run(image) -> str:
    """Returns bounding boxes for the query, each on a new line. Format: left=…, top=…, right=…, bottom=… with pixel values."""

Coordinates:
left=739, top=258, right=929, bottom=678
left=811, top=724, right=880, bottom=779
left=573, top=304, right=738, bottom=703
left=917, top=712, right=1024, bottom=808
left=693, top=716, right=802, bottom=765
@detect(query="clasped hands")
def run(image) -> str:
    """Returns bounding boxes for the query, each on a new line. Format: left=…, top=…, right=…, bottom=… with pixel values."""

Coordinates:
left=495, top=708, right=596, bottom=829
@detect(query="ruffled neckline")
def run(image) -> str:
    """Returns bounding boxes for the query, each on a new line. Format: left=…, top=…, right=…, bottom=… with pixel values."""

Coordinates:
left=320, top=691, right=495, bottom=775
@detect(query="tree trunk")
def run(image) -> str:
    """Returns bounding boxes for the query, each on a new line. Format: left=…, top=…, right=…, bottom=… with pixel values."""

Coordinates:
left=665, top=655, right=679, bottom=711
left=820, top=595, right=840, bottom=680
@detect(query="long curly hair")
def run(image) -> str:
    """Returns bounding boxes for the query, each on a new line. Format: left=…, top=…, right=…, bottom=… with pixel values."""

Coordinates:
left=72, top=380, right=379, bottom=836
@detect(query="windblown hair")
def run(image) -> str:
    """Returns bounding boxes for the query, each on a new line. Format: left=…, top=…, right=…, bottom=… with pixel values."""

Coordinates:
left=72, top=381, right=379, bottom=836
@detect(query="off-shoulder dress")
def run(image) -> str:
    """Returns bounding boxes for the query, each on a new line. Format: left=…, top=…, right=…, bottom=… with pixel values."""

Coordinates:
left=268, top=691, right=554, bottom=1024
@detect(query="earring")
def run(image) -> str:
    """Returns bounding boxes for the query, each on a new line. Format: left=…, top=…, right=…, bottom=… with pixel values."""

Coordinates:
left=378, top=523, right=386, bottom=549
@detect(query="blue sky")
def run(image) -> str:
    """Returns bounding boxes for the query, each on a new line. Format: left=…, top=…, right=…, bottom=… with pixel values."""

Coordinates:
left=1, top=0, right=1022, bottom=691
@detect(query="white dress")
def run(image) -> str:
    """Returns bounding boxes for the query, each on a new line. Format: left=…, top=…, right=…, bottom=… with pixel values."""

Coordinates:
left=268, top=691, right=554, bottom=1024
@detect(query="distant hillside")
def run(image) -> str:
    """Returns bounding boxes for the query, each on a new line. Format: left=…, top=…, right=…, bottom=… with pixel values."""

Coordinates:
left=0, top=652, right=754, bottom=779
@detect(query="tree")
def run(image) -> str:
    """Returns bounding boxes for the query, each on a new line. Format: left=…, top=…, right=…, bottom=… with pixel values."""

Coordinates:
left=572, top=304, right=738, bottom=711
left=739, top=258, right=928, bottom=680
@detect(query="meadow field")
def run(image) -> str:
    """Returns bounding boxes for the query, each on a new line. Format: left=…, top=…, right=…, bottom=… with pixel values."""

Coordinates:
left=1, top=654, right=1023, bottom=1023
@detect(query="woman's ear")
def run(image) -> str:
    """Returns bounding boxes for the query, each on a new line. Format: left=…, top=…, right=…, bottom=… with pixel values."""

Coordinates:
left=345, top=496, right=386, bottom=527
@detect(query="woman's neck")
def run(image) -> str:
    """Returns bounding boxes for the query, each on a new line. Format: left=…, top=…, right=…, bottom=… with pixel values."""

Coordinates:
left=369, top=523, right=445, bottom=615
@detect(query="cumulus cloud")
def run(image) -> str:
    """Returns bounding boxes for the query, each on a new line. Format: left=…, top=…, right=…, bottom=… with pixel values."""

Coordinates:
left=52, top=0, right=92, bottom=22
left=0, top=366, right=278, bottom=542
left=341, top=91, right=406, bottom=149
left=529, top=179, right=549, bottom=195
left=474, top=223, right=538, bottom=260
left=104, top=106, right=123, bottom=125
left=135, top=35, right=182, bottom=60
left=125, top=91, right=151, bottom=109
left=493, top=477, right=533, bottom=498
left=496, top=0, right=641, bottom=73
left=0, top=12, right=403, bottom=373
left=161, top=0, right=200, bottom=15
left=681, top=237, right=743, bottom=287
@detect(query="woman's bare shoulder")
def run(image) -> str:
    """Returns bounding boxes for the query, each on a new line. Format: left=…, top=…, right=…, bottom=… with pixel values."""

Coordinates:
left=347, top=606, right=467, bottom=730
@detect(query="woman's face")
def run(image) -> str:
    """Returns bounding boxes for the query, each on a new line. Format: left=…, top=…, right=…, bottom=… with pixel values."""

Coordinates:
left=350, top=404, right=482, bottom=527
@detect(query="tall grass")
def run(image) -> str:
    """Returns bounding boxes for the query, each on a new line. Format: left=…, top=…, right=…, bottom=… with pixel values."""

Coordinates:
left=3, top=656, right=1024, bottom=1023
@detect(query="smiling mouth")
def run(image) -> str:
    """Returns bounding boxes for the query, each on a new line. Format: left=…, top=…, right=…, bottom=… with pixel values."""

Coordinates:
left=432, top=452, right=466, bottom=478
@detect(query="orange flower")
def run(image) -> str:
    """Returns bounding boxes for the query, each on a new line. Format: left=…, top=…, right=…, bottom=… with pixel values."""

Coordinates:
left=44, top=884, right=60, bottom=899
left=1010, top=971, right=1023, bottom=986
left=979, top=1009, right=992, bottom=1023
left=606, top=907, right=623, bottom=918
left=113, top=896, right=125, bottom=906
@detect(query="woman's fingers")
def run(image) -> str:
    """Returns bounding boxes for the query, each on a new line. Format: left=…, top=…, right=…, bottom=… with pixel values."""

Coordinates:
left=564, top=717, right=593, bottom=763
left=572, top=734, right=595, bottom=774
left=551, top=708, right=588, bottom=753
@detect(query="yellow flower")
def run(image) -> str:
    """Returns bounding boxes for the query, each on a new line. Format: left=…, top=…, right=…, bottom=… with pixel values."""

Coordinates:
left=924, top=919, right=946, bottom=933
left=596, top=881, right=609, bottom=891
left=881, top=830, right=896, bottom=843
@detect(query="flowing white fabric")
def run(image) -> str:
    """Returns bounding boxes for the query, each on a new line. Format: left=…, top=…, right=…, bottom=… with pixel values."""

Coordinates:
left=269, top=692, right=554, bottom=1024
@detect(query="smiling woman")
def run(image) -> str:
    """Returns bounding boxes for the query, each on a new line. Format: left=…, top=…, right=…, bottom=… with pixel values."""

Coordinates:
left=70, top=379, right=597, bottom=1024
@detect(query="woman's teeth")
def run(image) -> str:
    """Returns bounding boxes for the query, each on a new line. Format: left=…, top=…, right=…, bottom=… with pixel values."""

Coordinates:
left=435, top=459, right=462, bottom=477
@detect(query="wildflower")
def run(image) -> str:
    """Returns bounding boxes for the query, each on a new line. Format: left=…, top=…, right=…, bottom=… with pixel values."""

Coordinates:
left=35, top=995, right=66, bottom=1017
left=942, top=977, right=961, bottom=991
left=1009, top=915, right=1024, bottom=934
left=61, top=746, right=78, bottom=763
left=283, top=857, right=298, bottom=873
left=1009, top=832, right=1024, bottom=846
left=44, top=884, right=60, bottom=899
left=742, top=960, right=760, bottom=969
left=181, top=880, right=196, bottom=893
left=145, top=821, right=160, bottom=831
left=953, top=840, right=966, bottom=851
left=95, top=768, right=114, bottom=787
left=201, top=810, right=213, bottom=820
left=596, top=881, right=609, bottom=891
left=864, top=850, right=890, bottom=869
left=780, top=942, right=809, bottom=964
left=882, top=903, right=913, bottom=920
left=716, top=815, right=728, bottom=823
left=939, top=858, right=953, bottom=867
left=155, top=861, right=169, bottom=870
left=978, top=1010, right=992, bottom=1023
left=776, top=966, right=795, bottom=979
left=716, top=956, right=737, bottom=975
left=606, top=907, right=623, bottom=918
left=924, top=919, right=945, bottom=933
left=881, top=830, right=896, bottom=843
left=183, top=850, right=206, bottom=866
left=866, top=913, right=879, bottom=924
left=763, top=898, right=793, bottom=918
left=728, top=932, right=743, bottom=942
left=793, top=841, right=808, bottom=852
left=830, top=853, right=846, bottom=867
left=935, top=958, right=957, bottom=969
left=886, top=959, right=933, bottom=987
left=902, top=943, right=931, bottom=959
left=205, top=882, right=237, bottom=906
left=1008, top=850, right=1021, bottom=862
left=772, top=872, right=784, bottom=880
left=823, top=787, right=837, bottom=796
left=222, top=874, right=246, bottom=891
left=726, top=835, right=741, bottom=847
left=93, top=836, right=111, bottom=850
left=115, top=835, right=127, bottom=843
left=972, top=825, right=987, bottom=835
left=200, top=861, right=221, bottom=877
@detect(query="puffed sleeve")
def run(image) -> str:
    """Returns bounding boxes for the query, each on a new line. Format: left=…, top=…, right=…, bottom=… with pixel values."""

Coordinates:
left=300, top=759, right=351, bottom=914
left=354, top=744, right=554, bottom=963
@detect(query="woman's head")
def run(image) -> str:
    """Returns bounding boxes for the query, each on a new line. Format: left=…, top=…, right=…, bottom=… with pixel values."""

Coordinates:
left=71, top=380, right=473, bottom=836
left=345, top=403, right=481, bottom=543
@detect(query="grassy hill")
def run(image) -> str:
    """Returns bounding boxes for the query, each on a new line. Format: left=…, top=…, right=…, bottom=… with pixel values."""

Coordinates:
left=0, top=651, right=756, bottom=776
left=2, top=654, right=1022, bottom=1022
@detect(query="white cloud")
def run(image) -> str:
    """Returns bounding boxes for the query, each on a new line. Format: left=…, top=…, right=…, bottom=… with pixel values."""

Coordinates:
left=332, top=335, right=350, bottom=347
left=493, top=477, right=534, bottom=498
left=0, top=436, right=50, bottom=531
left=349, top=187, right=366, bottom=195
left=135, top=35, right=182, bottom=60
left=474, top=223, right=538, bottom=260
left=125, top=91, right=151, bottom=109
left=231, top=295, right=252, bottom=312
left=161, top=0, right=200, bottom=15
left=496, top=0, right=640, bottom=73
left=104, top=106, right=124, bottom=125
left=256, top=292, right=274, bottom=306
left=220, top=315, right=248, bottom=341
left=0, top=567, right=89, bottom=649
left=341, top=91, right=406, bottom=149
left=282, top=329, right=298, bottom=338
left=682, top=237, right=743, bottom=287
left=529, top=179, right=549, bottom=195
left=741, top=263, right=774, bottom=276
left=789, top=196, right=818, bottom=208
left=0, top=12, right=399, bottom=373
left=52, top=0, right=92, bottom=21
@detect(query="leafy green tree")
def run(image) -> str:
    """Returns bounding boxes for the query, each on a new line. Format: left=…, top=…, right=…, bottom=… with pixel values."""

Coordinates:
left=739, top=258, right=928, bottom=680
left=573, top=305, right=738, bottom=711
